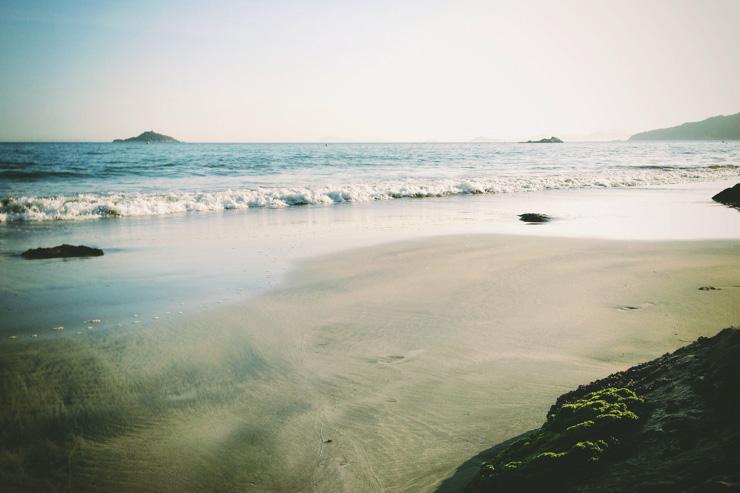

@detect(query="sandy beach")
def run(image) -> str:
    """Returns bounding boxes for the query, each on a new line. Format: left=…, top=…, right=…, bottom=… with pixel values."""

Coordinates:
left=3, top=2, right=740, bottom=490
left=3, top=233, right=738, bottom=492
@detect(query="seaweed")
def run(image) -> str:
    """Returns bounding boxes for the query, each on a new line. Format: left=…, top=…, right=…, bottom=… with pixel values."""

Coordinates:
left=478, top=387, right=643, bottom=491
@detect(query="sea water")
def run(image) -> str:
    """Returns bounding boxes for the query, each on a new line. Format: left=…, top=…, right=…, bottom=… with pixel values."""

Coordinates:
left=1, top=142, right=739, bottom=335
left=1, top=141, right=739, bottom=222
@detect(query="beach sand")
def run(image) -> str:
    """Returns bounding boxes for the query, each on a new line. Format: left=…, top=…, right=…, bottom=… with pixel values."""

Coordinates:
left=2, top=235, right=739, bottom=492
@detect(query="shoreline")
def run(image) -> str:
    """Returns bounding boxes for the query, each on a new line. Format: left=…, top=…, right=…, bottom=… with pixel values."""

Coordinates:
left=2, top=233, right=738, bottom=491
left=2, top=178, right=739, bottom=336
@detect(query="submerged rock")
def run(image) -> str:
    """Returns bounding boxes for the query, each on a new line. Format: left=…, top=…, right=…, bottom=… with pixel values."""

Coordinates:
left=464, top=327, right=740, bottom=492
left=22, top=244, right=104, bottom=259
left=518, top=213, right=551, bottom=223
left=712, top=183, right=740, bottom=208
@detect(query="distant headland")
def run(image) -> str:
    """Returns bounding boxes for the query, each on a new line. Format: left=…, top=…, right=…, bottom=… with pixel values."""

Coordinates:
left=629, top=112, right=740, bottom=141
left=521, top=136, right=563, bottom=144
left=113, top=131, right=179, bottom=143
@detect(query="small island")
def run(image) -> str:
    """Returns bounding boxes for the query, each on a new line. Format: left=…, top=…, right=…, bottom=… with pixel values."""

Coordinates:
left=113, top=131, right=179, bottom=143
left=521, top=136, right=563, bottom=143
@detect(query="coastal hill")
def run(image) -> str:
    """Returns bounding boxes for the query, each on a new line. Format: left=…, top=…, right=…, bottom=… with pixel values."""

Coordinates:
left=457, top=327, right=740, bottom=492
left=113, top=131, right=179, bottom=143
left=629, top=112, right=740, bottom=140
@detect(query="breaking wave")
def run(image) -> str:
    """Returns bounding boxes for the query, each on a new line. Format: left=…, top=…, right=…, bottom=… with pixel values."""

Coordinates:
left=2, top=165, right=738, bottom=223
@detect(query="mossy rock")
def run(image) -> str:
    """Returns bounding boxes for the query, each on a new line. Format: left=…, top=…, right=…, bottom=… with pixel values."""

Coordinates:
left=477, top=387, right=643, bottom=491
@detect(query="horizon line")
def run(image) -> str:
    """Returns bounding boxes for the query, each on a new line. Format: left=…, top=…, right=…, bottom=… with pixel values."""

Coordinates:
left=0, top=139, right=630, bottom=144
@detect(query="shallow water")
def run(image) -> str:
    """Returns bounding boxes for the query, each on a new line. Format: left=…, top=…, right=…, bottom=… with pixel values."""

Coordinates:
left=2, top=235, right=738, bottom=492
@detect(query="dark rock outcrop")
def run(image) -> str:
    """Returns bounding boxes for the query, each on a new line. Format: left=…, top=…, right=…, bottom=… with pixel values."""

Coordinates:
left=712, top=183, right=740, bottom=209
left=521, top=137, right=563, bottom=143
left=518, top=213, right=551, bottom=223
left=113, top=131, right=179, bottom=143
left=463, top=328, right=740, bottom=493
left=21, top=244, right=104, bottom=259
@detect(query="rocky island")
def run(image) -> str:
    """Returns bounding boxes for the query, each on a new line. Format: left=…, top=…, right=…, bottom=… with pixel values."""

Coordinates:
left=459, top=327, right=740, bottom=493
left=113, top=131, right=179, bottom=143
left=521, top=136, right=563, bottom=143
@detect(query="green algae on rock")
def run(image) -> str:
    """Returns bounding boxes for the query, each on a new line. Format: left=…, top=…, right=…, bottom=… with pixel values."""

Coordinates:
left=477, top=387, right=643, bottom=491
left=462, top=328, right=740, bottom=493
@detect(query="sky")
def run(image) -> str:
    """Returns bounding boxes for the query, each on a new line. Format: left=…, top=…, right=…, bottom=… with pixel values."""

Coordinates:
left=0, top=0, right=739, bottom=142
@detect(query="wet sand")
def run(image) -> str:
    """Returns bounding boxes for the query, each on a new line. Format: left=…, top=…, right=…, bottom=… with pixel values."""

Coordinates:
left=1, top=235, right=739, bottom=492
left=2, top=178, right=739, bottom=337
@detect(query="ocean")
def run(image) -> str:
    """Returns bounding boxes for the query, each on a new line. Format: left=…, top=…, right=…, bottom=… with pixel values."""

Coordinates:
left=2, top=141, right=739, bottom=223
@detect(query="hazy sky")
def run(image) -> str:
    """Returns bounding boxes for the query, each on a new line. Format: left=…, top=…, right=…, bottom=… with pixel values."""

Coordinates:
left=1, top=0, right=738, bottom=142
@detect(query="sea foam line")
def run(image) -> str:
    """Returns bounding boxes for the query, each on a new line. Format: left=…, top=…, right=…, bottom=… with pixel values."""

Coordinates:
left=1, top=167, right=738, bottom=223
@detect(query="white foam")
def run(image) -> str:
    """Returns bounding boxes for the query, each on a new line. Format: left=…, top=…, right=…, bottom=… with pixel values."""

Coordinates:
left=1, top=166, right=738, bottom=223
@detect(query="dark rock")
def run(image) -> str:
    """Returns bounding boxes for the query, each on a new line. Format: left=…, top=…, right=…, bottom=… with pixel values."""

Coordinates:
left=462, top=327, right=740, bottom=493
left=518, top=213, right=551, bottom=223
left=22, top=244, right=104, bottom=259
left=520, top=136, right=563, bottom=143
left=699, top=286, right=721, bottom=291
left=712, top=183, right=740, bottom=209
